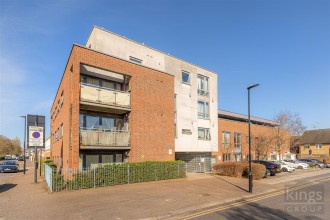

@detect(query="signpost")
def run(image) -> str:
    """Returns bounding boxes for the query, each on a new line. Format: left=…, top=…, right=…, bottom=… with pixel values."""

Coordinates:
left=27, top=115, right=45, bottom=183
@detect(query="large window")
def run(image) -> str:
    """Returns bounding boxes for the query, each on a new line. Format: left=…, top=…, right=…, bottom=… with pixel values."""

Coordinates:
left=198, top=101, right=209, bottom=119
left=222, top=132, right=230, bottom=148
left=197, top=74, right=209, bottom=97
left=182, top=71, right=190, bottom=84
left=198, top=128, right=211, bottom=140
left=234, top=133, right=242, bottom=162
left=80, top=113, right=124, bottom=131
left=80, top=75, right=123, bottom=91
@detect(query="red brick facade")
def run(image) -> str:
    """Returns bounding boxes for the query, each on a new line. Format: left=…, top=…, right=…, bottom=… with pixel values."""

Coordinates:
left=51, top=45, right=175, bottom=170
left=213, top=118, right=290, bottom=163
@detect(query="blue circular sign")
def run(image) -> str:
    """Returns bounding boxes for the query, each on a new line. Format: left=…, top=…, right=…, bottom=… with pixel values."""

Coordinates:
left=32, top=132, right=41, bottom=138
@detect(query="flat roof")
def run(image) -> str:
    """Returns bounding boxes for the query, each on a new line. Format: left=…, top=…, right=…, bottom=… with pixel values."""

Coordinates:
left=86, top=26, right=218, bottom=75
left=218, top=109, right=278, bottom=126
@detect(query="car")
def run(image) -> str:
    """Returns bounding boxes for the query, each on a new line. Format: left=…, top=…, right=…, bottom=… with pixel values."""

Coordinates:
left=298, top=159, right=325, bottom=168
left=0, top=160, right=19, bottom=173
left=270, top=160, right=295, bottom=172
left=18, top=156, right=24, bottom=161
left=252, top=160, right=280, bottom=175
left=310, top=159, right=329, bottom=168
left=5, top=155, right=11, bottom=160
left=282, top=160, right=309, bottom=169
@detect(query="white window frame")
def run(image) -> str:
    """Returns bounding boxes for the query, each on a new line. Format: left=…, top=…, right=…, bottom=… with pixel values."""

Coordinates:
left=197, top=74, right=209, bottom=97
left=198, top=100, right=209, bottom=119
left=304, top=144, right=310, bottom=150
left=315, top=144, right=322, bottom=150
left=198, top=128, right=211, bottom=141
left=222, top=132, right=230, bottom=148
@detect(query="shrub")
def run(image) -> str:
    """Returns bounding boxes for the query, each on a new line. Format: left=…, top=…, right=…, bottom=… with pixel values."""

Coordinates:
left=241, top=162, right=266, bottom=180
left=212, top=162, right=243, bottom=178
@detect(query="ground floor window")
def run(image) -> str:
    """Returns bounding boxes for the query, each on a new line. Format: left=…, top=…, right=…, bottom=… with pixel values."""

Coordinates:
left=223, top=153, right=231, bottom=162
left=79, top=152, right=125, bottom=170
left=234, top=153, right=242, bottom=162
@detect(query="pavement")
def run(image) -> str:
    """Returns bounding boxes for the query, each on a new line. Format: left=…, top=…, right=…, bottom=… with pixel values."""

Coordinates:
left=0, top=160, right=329, bottom=220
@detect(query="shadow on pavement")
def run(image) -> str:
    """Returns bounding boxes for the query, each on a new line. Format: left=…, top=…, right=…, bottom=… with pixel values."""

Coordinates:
left=213, top=175, right=249, bottom=193
left=0, top=184, right=17, bottom=193
left=206, top=200, right=323, bottom=220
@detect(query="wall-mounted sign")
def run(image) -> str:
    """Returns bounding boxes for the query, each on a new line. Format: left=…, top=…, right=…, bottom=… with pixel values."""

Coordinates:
left=168, top=149, right=172, bottom=155
left=182, top=129, right=192, bottom=135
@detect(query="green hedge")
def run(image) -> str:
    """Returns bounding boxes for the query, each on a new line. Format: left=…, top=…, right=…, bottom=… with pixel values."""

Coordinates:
left=50, top=161, right=186, bottom=192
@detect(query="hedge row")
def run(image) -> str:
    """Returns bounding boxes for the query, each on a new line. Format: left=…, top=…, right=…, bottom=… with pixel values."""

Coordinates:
left=213, top=162, right=266, bottom=180
left=48, top=161, right=186, bottom=192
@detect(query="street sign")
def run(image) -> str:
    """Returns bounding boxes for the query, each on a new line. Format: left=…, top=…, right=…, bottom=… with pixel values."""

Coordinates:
left=29, top=126, right=44, bottom=147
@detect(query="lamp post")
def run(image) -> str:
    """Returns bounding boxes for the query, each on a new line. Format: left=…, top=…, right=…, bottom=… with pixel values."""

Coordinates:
left=19, top=115, right=27, bottom=174
left=247, top=83, right=259, bottom=193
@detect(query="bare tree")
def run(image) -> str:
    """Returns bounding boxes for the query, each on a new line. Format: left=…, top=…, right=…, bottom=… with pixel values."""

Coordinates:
left=272, top=111, right=305, bottom=158
left=0, top=135, right=22, bottom=155
left=250, top=132, right=273, bottom=160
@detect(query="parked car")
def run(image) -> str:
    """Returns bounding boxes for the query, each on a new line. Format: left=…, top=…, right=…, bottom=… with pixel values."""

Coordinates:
left=5, top=155, right=11, bottom=160
left=283, top=160, right=309, bottom=169
left=298, top=159, right=325, bottom=168
left=18, top=156, right=24, bottom=161
left=252, top=160, right=280, bottom=175
left=0, top=160, right=19, bottom=173
left=310, top=159, right=329, bottom=168
left=270, top=160, right=295, bottom=172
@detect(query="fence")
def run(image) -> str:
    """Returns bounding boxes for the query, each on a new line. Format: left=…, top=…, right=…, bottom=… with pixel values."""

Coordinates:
left=43, top=161, right=186, bottom=192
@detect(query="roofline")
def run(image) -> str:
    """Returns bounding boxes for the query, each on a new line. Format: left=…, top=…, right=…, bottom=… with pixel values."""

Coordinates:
left=51, top=43, right=175, bottom=111
left=218, top=109, right=279, bottom=126
left=87, top=25, right=218, bottom=75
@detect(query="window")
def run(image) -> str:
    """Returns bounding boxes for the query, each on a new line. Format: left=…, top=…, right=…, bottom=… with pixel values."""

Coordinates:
left=222, top=132, right=230, bottom=148
left=198, top=101, right=209, bottom=119
left=304, top=145, right=310, bottom=150
left=197, top=74, right=209, bottom=96
left=174, top=94, right=177, bottom=138
left=80, top=113, right=124, bottom=131
left=129, top=56, right=142, bottom=64
left=80, top=75, right=123, bottom=91
left=234, top=133, right=242, bottom=161
left=316, top=144, right=322, bottom=149
left=182, top=71, right=190, bottom=84
left=223, top=153, right=231, bottom=162
left=198, top=128, right=211, bottom=140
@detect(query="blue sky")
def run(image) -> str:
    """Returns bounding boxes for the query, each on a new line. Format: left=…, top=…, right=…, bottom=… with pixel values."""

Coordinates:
left=0, top=0, right=329, bottom=142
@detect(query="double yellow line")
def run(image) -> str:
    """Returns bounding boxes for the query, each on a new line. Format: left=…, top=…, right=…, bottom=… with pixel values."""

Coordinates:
left=175, top=177, right=330, bottom=220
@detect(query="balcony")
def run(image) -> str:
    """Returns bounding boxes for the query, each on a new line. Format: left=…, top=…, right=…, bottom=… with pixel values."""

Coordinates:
left=80, top=129, right=130, bottom=149
left=80, top=83, right=130, bottom=110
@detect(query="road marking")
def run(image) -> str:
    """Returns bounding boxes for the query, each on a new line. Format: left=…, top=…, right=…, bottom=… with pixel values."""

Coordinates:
left=175, top=178, right=330, bottom=220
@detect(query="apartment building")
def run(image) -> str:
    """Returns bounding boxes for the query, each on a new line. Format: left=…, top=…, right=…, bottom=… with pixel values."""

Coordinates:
left=50, top=26, right=218, bottom=172
left=213, top=110, right=290, bottom=166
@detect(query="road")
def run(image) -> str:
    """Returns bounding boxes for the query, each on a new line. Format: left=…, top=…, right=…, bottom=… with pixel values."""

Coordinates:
left=184, top=179, right=330, bottom=220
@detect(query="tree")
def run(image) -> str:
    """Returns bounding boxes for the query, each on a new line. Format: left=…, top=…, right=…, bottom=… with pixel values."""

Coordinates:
left=0, top=135, right=22, bottom=155
left=250, top=132, right=273, bottom=160
left=272, top=111, right=306, bottom=158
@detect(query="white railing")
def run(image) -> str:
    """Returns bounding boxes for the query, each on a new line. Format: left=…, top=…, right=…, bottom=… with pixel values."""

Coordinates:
left=80, top=83, right=130, bottom=108
left=80, top=129, right=130, bottom=147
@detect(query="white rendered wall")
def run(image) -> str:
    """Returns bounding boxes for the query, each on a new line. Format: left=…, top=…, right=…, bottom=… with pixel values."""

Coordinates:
left=86, top=27, right=218, bottom=153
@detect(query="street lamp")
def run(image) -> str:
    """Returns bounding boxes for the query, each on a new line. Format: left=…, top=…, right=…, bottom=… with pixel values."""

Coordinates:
left=19, top=115, right=27, bottom=174
left=247, top=83, right=259, bottom=193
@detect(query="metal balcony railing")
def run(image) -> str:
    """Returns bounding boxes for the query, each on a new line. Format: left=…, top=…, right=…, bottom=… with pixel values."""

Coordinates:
left=80, top=83, right=130, bottom=108
left=80, top=129, right=130, bottom=147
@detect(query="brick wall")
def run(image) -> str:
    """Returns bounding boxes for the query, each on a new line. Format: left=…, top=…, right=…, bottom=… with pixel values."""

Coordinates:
left=213, top=118, right=290, bottom=163
left=51, top=45, right=175, bottom=169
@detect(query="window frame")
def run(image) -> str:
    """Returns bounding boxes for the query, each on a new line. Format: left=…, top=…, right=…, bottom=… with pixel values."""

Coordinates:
left=222, top=131, right=231, bottom=148
left=315, top=144, right=322, bottom=150
left=198, top=100, right=209, bottom=119
left=181, top=70, right=190, bottom=84
left=198, top=127, right=211, bottom=141
left=197, top=74, right=209, bottom=97
left=129, top=56, right=143, bottom=64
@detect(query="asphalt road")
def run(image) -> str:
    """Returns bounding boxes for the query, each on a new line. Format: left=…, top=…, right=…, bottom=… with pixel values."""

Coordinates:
left=187, top=179, right=330, bottom=220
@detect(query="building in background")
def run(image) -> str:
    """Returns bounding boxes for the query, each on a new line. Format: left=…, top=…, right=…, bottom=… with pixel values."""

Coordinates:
left=295, top=129, right=330, bottom=159
left=44, top=136, right=51, bottom=159
left=213, top=110, right=290, bottom=166
left=50, top=26, right=218, bottom=172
